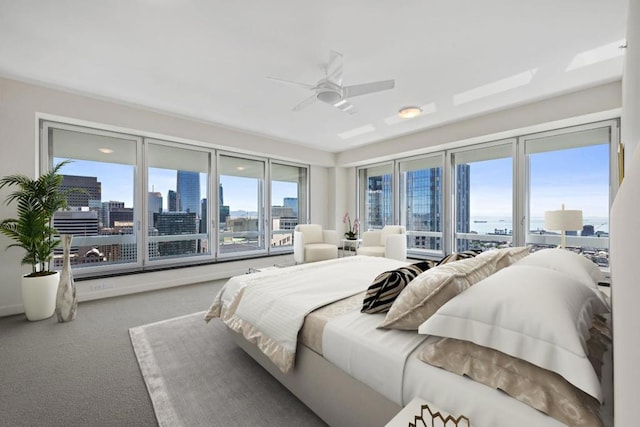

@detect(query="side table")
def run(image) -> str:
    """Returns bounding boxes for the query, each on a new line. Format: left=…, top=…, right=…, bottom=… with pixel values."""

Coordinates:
left=340, top=238, right=362, bottom=257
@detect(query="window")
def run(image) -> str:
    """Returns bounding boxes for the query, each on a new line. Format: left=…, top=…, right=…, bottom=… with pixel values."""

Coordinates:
left=523, top=126, right=611, bottom=267
left=399, top=155, right=444, bottom=257
left=217, top=154, right=266, bottom=257
left=42, top=119, right=309, bottom=277
left=358, top=163, right=394, bottom=231
left=146, top=141, right=211, bottom=263
left=270, top=162, right=308, bottom=252
left=45, top=124, right=141, bottom=272
left=452, top=143, right=514, bottom=252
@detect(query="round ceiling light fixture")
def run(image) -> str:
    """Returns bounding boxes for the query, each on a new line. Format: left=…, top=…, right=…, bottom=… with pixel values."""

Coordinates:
left=398, top=106, right=422, bottom=119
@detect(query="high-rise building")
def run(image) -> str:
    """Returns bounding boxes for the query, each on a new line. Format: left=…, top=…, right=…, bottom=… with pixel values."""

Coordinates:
left=148, top=192, right=163, bottom=228
left=53, top=210, right=99, bottom=236
left=366, top=174, right=393, bottom=229
left=61, top=175, right=101, bottom=207
left=156, top=212, right=198, bottom=257
left=200, top=198, right=207, bottom=234
left=177, top=170, right=200, bottom=215
left=167, top=190, right=177, bottom=212
left=455, top=164, right=471, bottom=250
left=405, top=168, right=442, bottom=250
left=283, top=197, right=298, bottom=216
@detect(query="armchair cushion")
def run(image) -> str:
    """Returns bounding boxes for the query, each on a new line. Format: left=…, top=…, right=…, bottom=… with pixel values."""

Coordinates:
left=380, top=225, right=404, bottom=247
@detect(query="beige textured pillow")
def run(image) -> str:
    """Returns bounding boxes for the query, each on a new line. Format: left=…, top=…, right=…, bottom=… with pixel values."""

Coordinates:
left=476, top=246, right=530, bottom=270
left=378, top=256, right=496, bottom=330
left=419, top=336, right=603, bottom=427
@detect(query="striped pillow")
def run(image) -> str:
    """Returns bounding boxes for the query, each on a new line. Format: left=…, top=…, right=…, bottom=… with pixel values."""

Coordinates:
left=436, top=249, right=482, bottom=266
left=361, top=261, right=434, bottom=314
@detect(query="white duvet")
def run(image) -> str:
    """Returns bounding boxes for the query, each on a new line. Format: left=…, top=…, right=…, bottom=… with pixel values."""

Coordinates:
left=204, top=256, right=408, bottom=372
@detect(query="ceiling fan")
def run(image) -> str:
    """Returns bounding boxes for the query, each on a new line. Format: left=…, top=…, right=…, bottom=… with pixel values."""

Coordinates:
left=267, top=51, right=395, bottom=114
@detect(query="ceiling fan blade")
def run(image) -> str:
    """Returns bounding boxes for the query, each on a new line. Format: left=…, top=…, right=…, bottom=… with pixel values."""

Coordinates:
left=326, top=50, right=343, bottom=85
left=266, top=76, right=316, bottom=90
left=344, top=80, right=395, bottom=98
left=292, top=94, right=317, bottom=112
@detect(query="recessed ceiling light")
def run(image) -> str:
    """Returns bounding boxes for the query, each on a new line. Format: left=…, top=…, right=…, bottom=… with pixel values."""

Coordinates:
left=236, top=166, right=245, bottom=171
left=98, top=148, right=114, bottom=154
left=398, top=106, right=422, bottom=119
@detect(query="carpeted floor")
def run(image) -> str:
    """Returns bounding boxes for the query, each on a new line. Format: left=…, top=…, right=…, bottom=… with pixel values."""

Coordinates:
left=0, top=279, right=238, bottom=426
left=130, top=312, right=326, bottom=427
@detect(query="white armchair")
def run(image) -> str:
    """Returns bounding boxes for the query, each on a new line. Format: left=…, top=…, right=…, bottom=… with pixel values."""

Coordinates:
left=293, top=224, right=339, bottom=264
left=356, top=225, right=407, bottom=261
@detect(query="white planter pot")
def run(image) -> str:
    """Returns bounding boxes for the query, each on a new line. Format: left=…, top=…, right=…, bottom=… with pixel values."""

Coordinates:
left=21, top=271, right=60, bottom=321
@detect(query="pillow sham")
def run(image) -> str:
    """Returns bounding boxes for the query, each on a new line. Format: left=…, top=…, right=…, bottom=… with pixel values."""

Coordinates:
left=361, top=261, right=434, bottom=314
left=418, top=264, right=609, bottom=402
left=418, top=336, right=603, bottom=427
left=514, top=248, right=604, bottom=290
left=378, top=255, right=496, bottom=330
left=475, top=246, right=530, bottom=270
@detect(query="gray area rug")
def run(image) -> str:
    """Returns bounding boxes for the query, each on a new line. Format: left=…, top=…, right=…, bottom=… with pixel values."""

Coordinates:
left=130, top=312, right=327, bottom=427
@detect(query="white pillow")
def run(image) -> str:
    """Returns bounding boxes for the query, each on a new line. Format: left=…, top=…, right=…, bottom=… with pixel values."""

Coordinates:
left=418, top=264, right=609, bottom=402
left=514, top=248, right=604, bottom=290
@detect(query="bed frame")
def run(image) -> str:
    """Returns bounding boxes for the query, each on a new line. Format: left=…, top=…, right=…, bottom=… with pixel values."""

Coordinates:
left=229, top=328, right=402, bottom=427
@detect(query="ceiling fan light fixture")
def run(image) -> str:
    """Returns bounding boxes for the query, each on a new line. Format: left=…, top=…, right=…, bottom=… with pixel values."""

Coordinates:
left=398, top=106, right=422, bottom=119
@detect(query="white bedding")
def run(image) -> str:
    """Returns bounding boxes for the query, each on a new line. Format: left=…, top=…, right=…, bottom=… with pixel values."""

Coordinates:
left=205, top=256, right=408, bottom=372
left=323, top=310, right=426, bottom=404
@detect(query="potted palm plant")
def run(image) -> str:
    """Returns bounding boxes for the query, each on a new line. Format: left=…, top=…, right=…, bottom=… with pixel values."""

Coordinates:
left=0, top=161, right=70, bottom=321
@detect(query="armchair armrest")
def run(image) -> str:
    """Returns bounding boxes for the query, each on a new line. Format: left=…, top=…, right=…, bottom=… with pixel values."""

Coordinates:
left=293, top=230, right=305, bottom=264
left=322, top=229, right=338, bottom=246
left=384, top=234, right=407, bottom=261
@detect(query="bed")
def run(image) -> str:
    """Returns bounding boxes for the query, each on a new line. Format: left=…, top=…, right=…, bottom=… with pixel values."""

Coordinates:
left=205, top=249, right=613, bottom=427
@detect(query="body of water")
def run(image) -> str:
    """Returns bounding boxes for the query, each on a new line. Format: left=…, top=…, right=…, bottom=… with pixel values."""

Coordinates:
left=469, top=217, right=609, bottom=235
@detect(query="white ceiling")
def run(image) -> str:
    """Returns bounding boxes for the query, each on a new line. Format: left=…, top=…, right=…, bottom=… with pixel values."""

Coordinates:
left=0, top=1, right=628, bottom=153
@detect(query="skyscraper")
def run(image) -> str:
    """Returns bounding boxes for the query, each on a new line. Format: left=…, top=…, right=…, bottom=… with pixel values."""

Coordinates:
left=61, top=175, right=101, bottom=207
left=283, top=197, right=298, bottom=216
left=167, top=190, right=177, bottom=212
left=366, top=174, right=393, bottom=229
left=455, top=164, right=471, bottom=250
left=177, top=170, right=200, bottom=215
left=148, top=192, right=163, bottom=228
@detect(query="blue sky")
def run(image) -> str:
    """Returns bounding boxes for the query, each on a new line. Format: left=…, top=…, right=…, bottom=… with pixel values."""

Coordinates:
left=55, top=142, right=609, bottom=218
left=468, top=144, right=609, bottom=218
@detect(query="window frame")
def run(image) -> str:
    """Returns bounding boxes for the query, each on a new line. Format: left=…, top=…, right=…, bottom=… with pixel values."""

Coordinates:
left=41, top=120, right=144, bottom=276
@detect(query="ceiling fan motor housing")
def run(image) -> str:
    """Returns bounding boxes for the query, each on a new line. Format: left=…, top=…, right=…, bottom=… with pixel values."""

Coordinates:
left=316, top=81, right=343, bottom=104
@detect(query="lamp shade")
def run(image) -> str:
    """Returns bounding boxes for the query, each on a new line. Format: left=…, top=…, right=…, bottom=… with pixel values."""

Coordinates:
left=544, top=208, right=583, bottom=231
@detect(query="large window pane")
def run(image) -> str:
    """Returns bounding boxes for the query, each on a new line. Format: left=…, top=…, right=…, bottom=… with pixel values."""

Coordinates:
left=525, top=127, right=610, bottom=266
left=399, top=156, right=443, bottom=256
left=147, top=142, right=210, bottom=262
left=218, top=155, right=266, bottom=256
left=270, top=163, right=307, bottom=251
left=453, top=144, right=513, bottom=252
left=359, top=163, right=393, bottom=231
left=49, top=127, right=138, bottom=269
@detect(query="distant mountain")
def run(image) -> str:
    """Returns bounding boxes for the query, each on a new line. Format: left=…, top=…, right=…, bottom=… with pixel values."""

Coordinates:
left=229, top=210, right=259, bottom=218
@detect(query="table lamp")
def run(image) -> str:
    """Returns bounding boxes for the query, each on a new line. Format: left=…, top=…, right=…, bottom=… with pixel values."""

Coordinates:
left=544, top=204, right=583, bottom=249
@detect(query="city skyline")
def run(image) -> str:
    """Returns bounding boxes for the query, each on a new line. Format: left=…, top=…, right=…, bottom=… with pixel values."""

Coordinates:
left=55, top=142, right=609, bottom=219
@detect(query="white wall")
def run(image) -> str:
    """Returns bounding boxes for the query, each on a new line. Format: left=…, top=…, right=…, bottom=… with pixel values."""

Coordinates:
left=612, top=1, right=640, bottom=425
left=0, top=77, right=333, bottom=316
